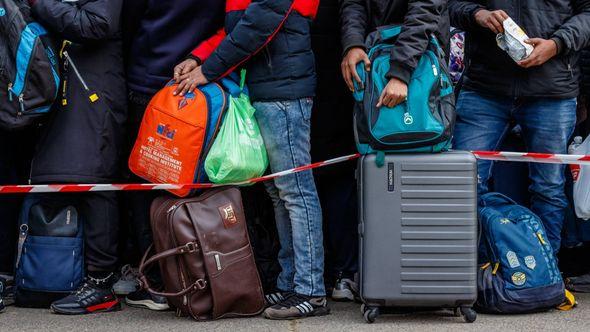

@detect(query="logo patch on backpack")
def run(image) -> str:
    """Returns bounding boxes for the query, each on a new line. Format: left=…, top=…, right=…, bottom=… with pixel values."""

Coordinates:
left=525, top=256, right=536, bottom=270
left=507, top=251, right=520, bottom=268
left=512, top=272, right=526, bottom=286
left=156, top=123, right=176, bottom=140
left=0, top=8, right=5, bottom=16
left=403, top=112, right=413, bottom=125
left=219, top=203, right=238, bottom=228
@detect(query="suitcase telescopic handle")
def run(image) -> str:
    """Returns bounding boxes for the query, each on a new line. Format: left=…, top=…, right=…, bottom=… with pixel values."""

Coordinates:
left=139, top=243, right=208, bottom=298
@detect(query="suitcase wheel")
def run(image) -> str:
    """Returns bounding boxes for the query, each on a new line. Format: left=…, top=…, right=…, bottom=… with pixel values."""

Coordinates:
left=362, top=305, right=379, bottom=324
left=458, top=306, right=477, bottom=323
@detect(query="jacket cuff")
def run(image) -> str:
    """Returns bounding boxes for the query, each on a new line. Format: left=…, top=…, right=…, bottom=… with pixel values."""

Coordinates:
left=186, top=54, right=202, bottom=66
left=343, top=43, right=367, bottom=57
left=551, top=37, right=564, bottom=55
left=470, top=6, right=487, bottom=28
left=201, top=61, right=219, bottom=82
left=386, top=61, right=413, bottom=85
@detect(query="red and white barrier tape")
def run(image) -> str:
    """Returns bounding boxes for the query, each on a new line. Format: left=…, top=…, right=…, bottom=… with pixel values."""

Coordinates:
left=0, top=150, right=588, bottom=194
left=471, top=151, right=590, bottom=165
left=0, top=153, right=361, bottom=194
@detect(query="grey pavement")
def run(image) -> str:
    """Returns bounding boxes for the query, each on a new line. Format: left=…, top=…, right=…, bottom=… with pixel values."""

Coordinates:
left=2, top=293, right=589, bottom=332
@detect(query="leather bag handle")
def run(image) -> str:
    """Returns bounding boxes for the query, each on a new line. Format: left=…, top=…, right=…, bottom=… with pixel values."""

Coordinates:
left=138, top=243, right=208, bottom=298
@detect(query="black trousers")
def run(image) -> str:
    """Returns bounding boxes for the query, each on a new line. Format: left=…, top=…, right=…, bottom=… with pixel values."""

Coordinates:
left=0, top=130, right=35, bottom=273
left=316, top=170, right=359, bottom=284
left=123, top=91, right=161, bottom=282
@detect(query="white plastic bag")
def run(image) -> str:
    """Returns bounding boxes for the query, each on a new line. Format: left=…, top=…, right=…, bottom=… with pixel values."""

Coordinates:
left=573, top=135, right=590, bottom=220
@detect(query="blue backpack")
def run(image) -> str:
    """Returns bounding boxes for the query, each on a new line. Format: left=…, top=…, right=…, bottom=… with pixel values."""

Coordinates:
left=353, top=25, right=455, bottom=160
left=0, top=0, right=59, bottom=131
left=477, top=193, right=571, bottom=314
left=15, top=196, right=84, bottom=308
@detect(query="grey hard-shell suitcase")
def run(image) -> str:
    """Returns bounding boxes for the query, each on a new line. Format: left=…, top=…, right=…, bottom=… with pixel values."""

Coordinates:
left=358, top=152, right=478, bottom=323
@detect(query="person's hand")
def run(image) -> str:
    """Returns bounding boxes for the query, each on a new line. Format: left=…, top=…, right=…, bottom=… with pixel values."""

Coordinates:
left=474, top=9, right=509, bottom=34
left=174, top=66, right=209, bottom=96
left=517, top=38, right=558, bottom=68
left=377, top=78, right=408, bottom=108
left=341, top=47, right=371, bottom=91
left=173, top=59, right=198, bottom=83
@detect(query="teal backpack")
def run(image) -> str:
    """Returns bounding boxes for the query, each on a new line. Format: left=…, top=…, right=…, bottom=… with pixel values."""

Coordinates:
left=353, top=25, right=455, bottom=161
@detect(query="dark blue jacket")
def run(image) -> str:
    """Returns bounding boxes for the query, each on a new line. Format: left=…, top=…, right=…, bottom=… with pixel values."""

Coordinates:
left=197, top=0, right=319, bottom=102
left=123, top=0, right=225, bottom=96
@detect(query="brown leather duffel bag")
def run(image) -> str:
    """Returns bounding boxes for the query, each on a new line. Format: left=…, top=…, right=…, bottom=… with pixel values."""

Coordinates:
left=138, top=187, right=265, bottom=320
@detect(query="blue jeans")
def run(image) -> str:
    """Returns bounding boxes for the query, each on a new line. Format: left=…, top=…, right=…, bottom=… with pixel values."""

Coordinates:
left=453, top=90, right=576, bottom=253
left=253, top=98, right=325, bottom=297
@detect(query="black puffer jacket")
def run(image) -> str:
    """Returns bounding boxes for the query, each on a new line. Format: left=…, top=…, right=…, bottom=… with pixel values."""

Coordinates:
left=340, top=0, right=450, bottom=84
left=449, top=0, right=590, bottom=98
left=30, top=0, right=126, bottom=183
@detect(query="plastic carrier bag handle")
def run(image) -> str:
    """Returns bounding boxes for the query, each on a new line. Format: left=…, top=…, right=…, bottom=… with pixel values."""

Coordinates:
left=220, top=70, right=248, bottom=97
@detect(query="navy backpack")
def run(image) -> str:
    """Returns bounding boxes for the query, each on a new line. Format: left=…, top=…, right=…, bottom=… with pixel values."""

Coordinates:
left=477, top=193, right=574, bottom=313
left=0, top=0, right=59, bottom=131
left=15, top=196, right=84, bottom=308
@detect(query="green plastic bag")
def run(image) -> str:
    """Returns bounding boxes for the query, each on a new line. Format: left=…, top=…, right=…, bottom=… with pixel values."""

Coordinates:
left=205, top=71, right=268, bottom=184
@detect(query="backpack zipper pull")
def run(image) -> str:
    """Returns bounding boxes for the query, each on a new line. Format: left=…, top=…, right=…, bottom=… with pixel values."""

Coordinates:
left=432, top=64, right=438, bottom=76
left=18, top=94, right=25, bottom=115
left=7, top=83, right=13, bottom=101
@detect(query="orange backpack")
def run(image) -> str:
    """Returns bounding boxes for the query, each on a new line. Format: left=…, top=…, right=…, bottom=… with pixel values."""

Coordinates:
left=129, top=82, right=227, bottom=197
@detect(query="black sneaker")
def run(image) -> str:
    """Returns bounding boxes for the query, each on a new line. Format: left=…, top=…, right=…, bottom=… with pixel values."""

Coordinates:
left=50, top=279, right=120, bottom=315
left=263, top=293, right=330, bottom=320
left=265, top=290, right=293, bottom=307
left=125, top=289, right=169, bottom=311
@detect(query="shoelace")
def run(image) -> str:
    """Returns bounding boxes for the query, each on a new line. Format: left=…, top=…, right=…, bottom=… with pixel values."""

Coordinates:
left=74, top=282, right=93, bottom=299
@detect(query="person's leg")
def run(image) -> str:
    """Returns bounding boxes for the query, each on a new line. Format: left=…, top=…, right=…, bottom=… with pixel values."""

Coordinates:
left=121, top=92, right=168, bottom=310
left=81, top=192, right=120, bottom=274
left=0, top=131, right=20, bottom=274
left=51, top=192, right=120, bottom=315
left=255, top=98, right=327, bottom=319
left=316, top=172, right=358, bottom=301
left=0, top=129, right=36, bottom=274
left=452, top=90, right=513, bottom=194
left=263, top=181, right=295, bottom=294
left=514, top=97, right=577, bottom=253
